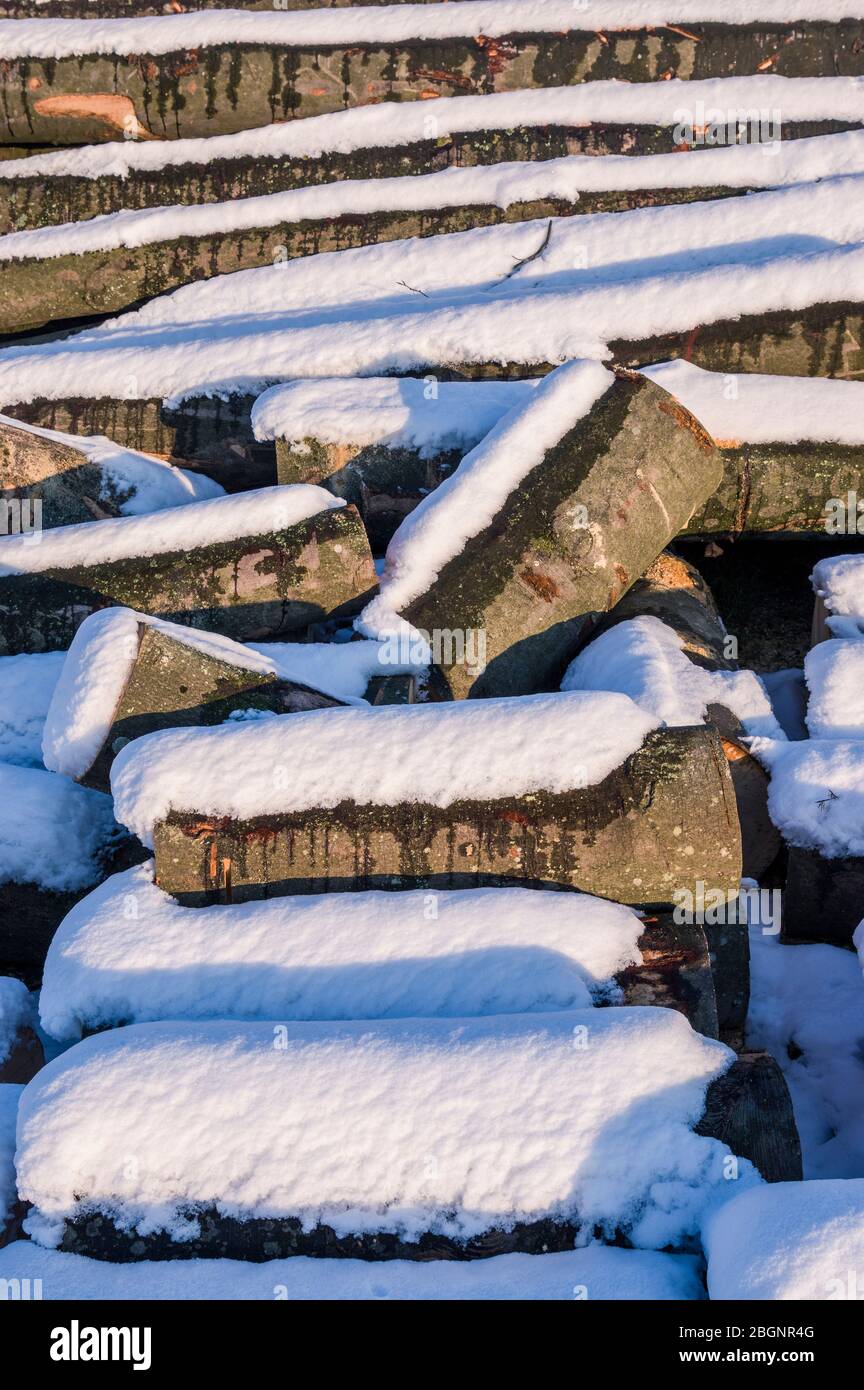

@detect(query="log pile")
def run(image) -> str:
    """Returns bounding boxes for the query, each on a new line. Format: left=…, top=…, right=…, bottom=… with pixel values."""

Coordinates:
left=6, top=0, right=861, bottom=1297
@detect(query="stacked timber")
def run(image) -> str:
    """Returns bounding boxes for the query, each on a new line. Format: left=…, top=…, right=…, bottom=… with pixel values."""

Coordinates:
left=5, top=0, right=851, bottom=1295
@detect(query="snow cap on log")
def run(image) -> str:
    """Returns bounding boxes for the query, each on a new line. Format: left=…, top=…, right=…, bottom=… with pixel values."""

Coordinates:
left=40, top=861, right=644, bottom=1041
left=16, top=1008, right=757, bottom=1256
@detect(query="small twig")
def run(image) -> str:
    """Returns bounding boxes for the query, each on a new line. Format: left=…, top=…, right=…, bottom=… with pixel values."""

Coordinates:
left=816, top=789, right=840, bottom=813
left=496, top=219, right=554, bottom=285
left=396, top=279, right=430, bottom=298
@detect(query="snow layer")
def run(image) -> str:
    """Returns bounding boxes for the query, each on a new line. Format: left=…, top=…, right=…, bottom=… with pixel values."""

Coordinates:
left=4, top=5, right=862, bottom=60
left=0, top=1240, right=704, bottom=1301
left=249, top=637, right=427, bottom=699
left=39, top=861, right=643, bottom=1040
left=0, top=413, right=222, bottom=513
left=0, top=977, right=33, bottom=1066
left=812, top=554, right=864, bottom=622
left=642, top=361, right=864, bottom=447
left=17, top=1009, right=752, bottom=1250
left=0, top=484, right=342, bottom=577
left=805, top=639, right=864, bottom=739
left=361, top=360, right=612, bottom=633
left=110, top=689, right=659, bottom=847
left=11, top=133, right=864, bottom=266
left=562, top=617, right=785, bottom=739
left=252, top=377, right=539, bottom=453
left=0, top=652, right=63, bottom=766
left=0, top=763, right=117, bottom=891
left=0, top=1085, right=22, bottom=1227
left=750, top=737, right=864, bottom=857
left=40, top=607, right=367, bottom=781
left=4, top=77, right=862, bottom=182
left=1, top=239, right=861, bottom=409
left=704, top=1180, right=864, bottom=1300
left=749, top=923, right=864, bottom=1180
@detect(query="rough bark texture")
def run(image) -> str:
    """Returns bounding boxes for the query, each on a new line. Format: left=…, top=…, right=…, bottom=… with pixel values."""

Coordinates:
left=0, top=1023, right=43, bottom=1084
left=0, top=414, right=140, bottom=527
left=584, top=550, right=781, bottom=883
left=694, top=1050, right=803, bottom=1183
left=687, top=442, right=864, bottom=536
left=782, top=846, right=864, bottom=948
left=402, top=373, right=723, bottom=699
left=703, top=921, right=750, bottom=1052
left=53, top=1048, right=797, bottom=1262
left=0, top=192, right=752, bottom=335
left=0, top=503, right=376, bottom=653
left=0, top=124, right=853, bottom=234
left=80, top=621, right=346, bottom=793
left=2, top=23, right=863, bottom=145
left=2, top=394, right=270, bottom=490
left=151, top=724, right=742, bottom=907
left=617, top=915, right=719, bottom=1042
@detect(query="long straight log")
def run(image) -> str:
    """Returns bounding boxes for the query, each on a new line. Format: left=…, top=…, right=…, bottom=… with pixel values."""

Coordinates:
left=395, top=368, right=722, bottom=699
left=2, top=17, right=862, bottom=145
left=150, top=724, right=742, bottom=907
left=0, top=490, right=376, bottom=653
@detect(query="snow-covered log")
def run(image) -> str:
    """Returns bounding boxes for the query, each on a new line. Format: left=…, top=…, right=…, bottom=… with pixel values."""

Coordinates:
left=105, top=691, right=742, bottom=907
left=2, top=9, right=861, bottom=145
left=41, top=609, right=352, bottom=793
left=362, top=363, right=722, bottom=698
left=1, top=78, right=861, bottom=231
left=15, top=1008, right=759, bottom=1260
left=0, top=977, right=43, bottom=1084
left=0, top=486, right=376, bottom=654
left=0, top=413, right=222, bottom=529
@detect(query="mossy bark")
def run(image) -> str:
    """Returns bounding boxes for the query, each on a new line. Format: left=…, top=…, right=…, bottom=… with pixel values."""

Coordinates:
left=2, top=23, right=863, bottom=146
left=0, top=414, right=137, bottom=527
left=151, top=724, right=742, bottom=908
left=401, top=373, right=723, bottom=699
left=686, top=441, right=864, bottom=535
left=80, top=621, right=346, bottom=792
left=0, top=196, right=618, bottom=336
left=782, top=846, right=864, bottom=948
left=1, top=122, right=854, bottom=233
left=2, top=393, right=271, bottom=490
left=584, top=550, right=781, bottom=884
left=0, top=503, right=376, bottom=653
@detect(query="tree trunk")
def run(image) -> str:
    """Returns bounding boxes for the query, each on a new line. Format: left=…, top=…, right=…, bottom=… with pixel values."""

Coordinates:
left=402, top=373, right=723, bottom=699
left=151, top=724, right=742, bottom=908
left=75, top=621, right=346, bottom=793
left=782, top=846, right=864, bottom=948
left=3, top=23, right=861, bottom=146
left=618, top=915, right=719, bottom=1042
left=0, top=503, right=376, bottom=653
left=695, top=1050, right=803, bottom=1183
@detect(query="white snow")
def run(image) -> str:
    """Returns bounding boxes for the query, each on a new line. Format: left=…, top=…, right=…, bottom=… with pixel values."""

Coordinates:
left=251, top=377, right=539, bottom=454
left=39, top=861, right=644, bottom=1040
left=109, top=689, right=659, bottom=848
left=0, top=763, right=117, bottom=891
left=750, top=736, right=864, bottom=857
left=704, top=1180, right=864, bottom=1300
left=0, top=1240, right=704, bottom=1301
left=642, top=361, right=864, bottom=447
left=40, top=607, right=367, bottom=781
left=3, top=4, right=862, bottom=60
left=360, top=360, right=612, bottom=634
left=812, top=554, right=864, bottom=626
left=0, top=413, right=222, bottom=513
left=0, top=652, right=63, bottom=766
left=249, top=637, right=427, bottom=700
left=4, top=77, right=862, bottom=182
left=749, top=922, right=864, bottom=1179
left=0, top=977, right=33, bottom=1066
left=1, top=238, right=861, bottom=409
left=762, top=667, right=809, bottom=741
left=0, top=1085, right=22, bottom=1228
left=16, top=1009, right=755, bottom=1251
left=561, top=617, right=785, bottom=739
left=0, top=484, right=343, bottom=577
left=11, top=133, right=864, bottom=266
left=805, top=639, right=864, bottom=739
